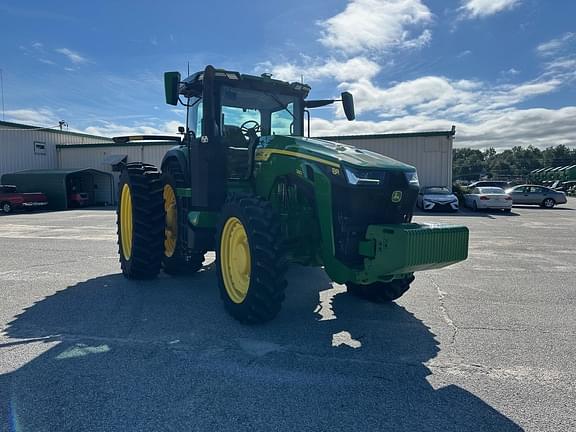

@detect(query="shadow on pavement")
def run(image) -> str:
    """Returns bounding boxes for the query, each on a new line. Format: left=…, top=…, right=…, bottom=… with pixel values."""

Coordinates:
left=0, top=267, right=523, bottom=431
left=415, top=209, right=520, bottom=219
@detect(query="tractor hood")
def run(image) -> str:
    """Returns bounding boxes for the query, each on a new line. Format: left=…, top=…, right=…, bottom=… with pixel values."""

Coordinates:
left=259, top=136, right=415, bottom=172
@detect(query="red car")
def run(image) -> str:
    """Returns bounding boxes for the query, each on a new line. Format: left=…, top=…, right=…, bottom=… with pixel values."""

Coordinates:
left=0, top=184, right=48, bottom=213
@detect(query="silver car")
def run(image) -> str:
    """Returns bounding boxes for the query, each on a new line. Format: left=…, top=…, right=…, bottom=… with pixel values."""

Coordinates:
left=505, top=185, right=567, bottom=208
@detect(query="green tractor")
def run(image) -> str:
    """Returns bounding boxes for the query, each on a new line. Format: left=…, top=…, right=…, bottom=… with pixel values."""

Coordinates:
left=117, top=65, right=469, bottom=323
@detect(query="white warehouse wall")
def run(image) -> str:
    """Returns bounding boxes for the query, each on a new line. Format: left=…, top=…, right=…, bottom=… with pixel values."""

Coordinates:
left=0, top=121, right=111, bottom=179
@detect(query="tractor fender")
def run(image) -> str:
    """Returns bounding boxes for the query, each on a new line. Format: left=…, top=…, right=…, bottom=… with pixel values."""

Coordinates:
left=161, top=147, right=189, bottom=184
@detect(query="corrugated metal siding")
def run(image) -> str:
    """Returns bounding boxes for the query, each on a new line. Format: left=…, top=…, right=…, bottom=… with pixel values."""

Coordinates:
left=58, top=144, right=174, bottom=173
left=58, top=144, right=174, bottom=203
left=329, top=135, right=453, bottom=188
left=0, top=127, right=111, bottom=178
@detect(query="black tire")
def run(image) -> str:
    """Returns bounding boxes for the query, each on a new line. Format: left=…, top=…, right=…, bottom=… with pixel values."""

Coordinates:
left=347, top=275, right=415, bottom=303
left=161, top=159, right=205, bottom=275
left=503, top=208, right=512, bottom=213
left=216, top=193, right=287, bottom=324
left=117, top=163, right=165, bottom=279
left=472, top=201, right=478, bottom=211
left=1, top=202, right=12, bottom=213
left=542, top=198, right=555, bottom=209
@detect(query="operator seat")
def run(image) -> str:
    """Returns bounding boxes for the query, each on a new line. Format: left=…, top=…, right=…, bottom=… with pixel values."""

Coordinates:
left=223, top=125, right=250, bottom=178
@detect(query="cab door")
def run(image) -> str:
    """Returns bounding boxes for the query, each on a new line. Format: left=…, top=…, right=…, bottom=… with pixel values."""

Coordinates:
left=527, top=186, right=546, bottom=204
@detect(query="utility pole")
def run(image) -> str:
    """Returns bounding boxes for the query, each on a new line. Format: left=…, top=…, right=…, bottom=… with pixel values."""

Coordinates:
left=0, top=69, right=5, bottom=121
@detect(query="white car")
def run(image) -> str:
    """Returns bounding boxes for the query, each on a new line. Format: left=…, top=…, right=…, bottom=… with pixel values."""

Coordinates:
left=417, top=186, right=459, bottom=212
left=464, top=187, right=513, bottom=212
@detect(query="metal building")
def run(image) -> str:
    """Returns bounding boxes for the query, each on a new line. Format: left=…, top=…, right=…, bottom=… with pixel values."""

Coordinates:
left=57, top=140, right=177, bottom=200
left=0, top=122, right=454, bottom=205
left=53, top=130, right=455, bottom=204
left=0, top=120, right=112, bottom=178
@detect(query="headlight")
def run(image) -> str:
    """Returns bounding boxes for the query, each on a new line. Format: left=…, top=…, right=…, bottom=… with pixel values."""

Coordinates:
left=404, top=171, right=419, bottom=187
left=344, top=167, right=381, bottom=185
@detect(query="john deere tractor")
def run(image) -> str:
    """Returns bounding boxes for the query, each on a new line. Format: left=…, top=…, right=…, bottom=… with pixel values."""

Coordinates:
left=117, top=65, right=469, bottom=323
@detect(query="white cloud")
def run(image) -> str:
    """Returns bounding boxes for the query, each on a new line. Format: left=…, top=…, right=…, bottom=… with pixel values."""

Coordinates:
left=536, top=32, right=575, bottom=57
left=83, top=121, right=181, bottom=138
left=309, top=106, right=576, bottom=150
left=55, top=48, right=88, bottom=64
left=4, top=108, right=61, bottom=126
left=336, top=73, right=561, bottom=119
left=459, top=0, right=521, bottom=19
left=318, top=0, right=433, bottom=54
left=257, top=57, right=382, bottom=83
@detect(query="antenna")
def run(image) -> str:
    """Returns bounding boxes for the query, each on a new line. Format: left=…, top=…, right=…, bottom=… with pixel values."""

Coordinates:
left=0, top=69, right=5, bottom=121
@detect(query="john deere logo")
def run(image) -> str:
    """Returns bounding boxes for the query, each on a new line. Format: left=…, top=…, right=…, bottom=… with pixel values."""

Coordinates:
left=391, top=191, right=402, bottom=203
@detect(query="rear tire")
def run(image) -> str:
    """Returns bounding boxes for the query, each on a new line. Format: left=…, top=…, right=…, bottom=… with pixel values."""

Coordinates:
left=216, top=193, right=287, bottom=324
left=347, top=276, right=415, bottom=303
left=117, top=163, right=164, bottom=279
left=161, top=159, right=206, bottom=275
left=1, top=202, right=12, bottom=213
left=542, top=198, right=555, bottom=209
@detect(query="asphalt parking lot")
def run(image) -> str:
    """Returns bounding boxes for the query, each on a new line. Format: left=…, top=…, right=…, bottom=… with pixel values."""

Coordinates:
left=1, top=201, right=575, bottom=431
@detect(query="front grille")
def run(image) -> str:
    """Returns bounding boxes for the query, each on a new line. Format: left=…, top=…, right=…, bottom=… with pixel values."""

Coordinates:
left=332, top=171, right=417, bottom=267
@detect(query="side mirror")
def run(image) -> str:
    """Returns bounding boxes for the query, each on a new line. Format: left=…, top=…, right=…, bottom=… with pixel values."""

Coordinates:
left=164, top=71, right=181, bottom=106
left=341, top=91, right=355, bottom=121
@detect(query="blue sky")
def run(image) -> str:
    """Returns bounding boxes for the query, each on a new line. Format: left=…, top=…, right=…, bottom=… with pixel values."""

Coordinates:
left=0, top=0, right=575, bottom=149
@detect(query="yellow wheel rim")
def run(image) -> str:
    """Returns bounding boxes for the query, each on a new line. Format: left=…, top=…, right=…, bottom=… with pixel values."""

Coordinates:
left=163, top=184, right=177, bottom=257
left=120, top=183, right=133, bottom=260
left=220, top=217, right=251, bottom=304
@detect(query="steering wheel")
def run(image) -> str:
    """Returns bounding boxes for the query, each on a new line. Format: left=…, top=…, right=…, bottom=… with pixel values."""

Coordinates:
left=240, top=120, right=261, bottom=137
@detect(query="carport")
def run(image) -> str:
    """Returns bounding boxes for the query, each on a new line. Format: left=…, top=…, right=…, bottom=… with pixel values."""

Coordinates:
left=1, top=169, right=114, bottom=210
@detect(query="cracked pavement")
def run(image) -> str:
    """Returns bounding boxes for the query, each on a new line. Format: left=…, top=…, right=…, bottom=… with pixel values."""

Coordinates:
left=1, top=202, right=575, bottom=431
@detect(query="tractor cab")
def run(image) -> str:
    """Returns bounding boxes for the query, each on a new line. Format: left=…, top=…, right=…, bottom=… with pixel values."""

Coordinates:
left=163, top=65, right=354, bottom=208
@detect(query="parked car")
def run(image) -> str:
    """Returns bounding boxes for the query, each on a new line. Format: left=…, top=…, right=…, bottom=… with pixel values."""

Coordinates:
left=417, top=186, right=459, bottom=212
left=505, top=184, right=567, bottom=208
left=468, top=180, right=510, bottom=189
left=0, top=184, right=48, bottom=213
left=464, top=187, right=513, bottom=212
left=68, top=192, right=89, bottom=208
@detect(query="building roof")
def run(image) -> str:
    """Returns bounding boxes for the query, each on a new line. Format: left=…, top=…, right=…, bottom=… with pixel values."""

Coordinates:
left=317, top=130, right=456, bottom=141
left=0, top=120, right=112, bottom=142
left=4, top=168, right=111, bottom=176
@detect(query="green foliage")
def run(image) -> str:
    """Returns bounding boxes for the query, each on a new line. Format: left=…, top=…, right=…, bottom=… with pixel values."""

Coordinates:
left=451, top=183, right=468, bottom=205
left=453, top=145, right=576, bottom=181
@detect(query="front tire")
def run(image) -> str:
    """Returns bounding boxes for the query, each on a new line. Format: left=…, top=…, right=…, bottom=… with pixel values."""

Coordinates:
left=216, top=194, right=287, bottom=324
left=117, top=163, right=164, bottom=279
left=347, top=276, right=415, bottom=303
left=542, top=198, right=555, bottom=209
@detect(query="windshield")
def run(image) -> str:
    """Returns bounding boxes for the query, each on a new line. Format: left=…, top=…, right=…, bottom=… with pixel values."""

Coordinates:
left=220, top=86, right=300, bottom=136
left=423, top=187, right=450, bottom=194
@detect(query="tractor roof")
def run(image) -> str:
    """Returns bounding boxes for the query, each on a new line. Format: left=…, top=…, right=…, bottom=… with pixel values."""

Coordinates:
left=179, top=68, right=311, bottom=99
